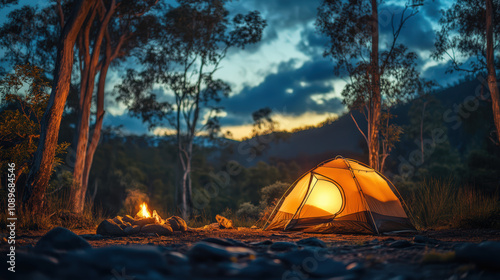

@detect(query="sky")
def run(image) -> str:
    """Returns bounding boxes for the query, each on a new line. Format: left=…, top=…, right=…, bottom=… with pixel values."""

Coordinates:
left=2, top=0, right=460, bottom=140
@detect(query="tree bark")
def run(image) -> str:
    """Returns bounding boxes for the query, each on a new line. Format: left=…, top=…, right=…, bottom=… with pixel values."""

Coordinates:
left=486, top=0, right=500, bottom=145
left=420, top=100, right=428, bottom=163
left=369, top=0, right=381, bottom=171
left=72, top=1, right=115, bottom=213
left=23, top=0, right=98, bottom=213
left=80, top=60, right=108, bottom=211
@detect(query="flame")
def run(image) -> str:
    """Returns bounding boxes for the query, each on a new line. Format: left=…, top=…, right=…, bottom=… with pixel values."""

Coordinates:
left=137, top=202, right=151, bottom=218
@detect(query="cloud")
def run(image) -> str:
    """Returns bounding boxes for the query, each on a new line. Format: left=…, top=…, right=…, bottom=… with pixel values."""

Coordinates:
left=103, top=114, right=150, bottom=135
left=379, top=4, right=435, bottom=52
left=220, top=56, right=344, bottom=126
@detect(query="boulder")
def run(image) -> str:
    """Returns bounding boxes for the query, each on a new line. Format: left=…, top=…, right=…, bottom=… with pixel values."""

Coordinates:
left=35, top=227, right=91, bottom=252
left=187, top=242, right=255, bottom=262
left=269, top=241, right=298, bottom=252
left=455, top=241, right=500, bottom=269
left=216, top=214, right=234, bottom=229
left=141, top=224, right=173, bottom=235
left=277, top=248, right=348, bottom=278
left=132, top=217, right=156, bottom=227
left=297, top=237, right=326, bottom=248
left=166, top=216, right=188, bottom=231
left=389, top=240, right=412, bottom=248
left=96, top=219, right=126, bottom=236
left=122, top=215, right=136, bottom=224
left=124, top=225, right=141, bottom=235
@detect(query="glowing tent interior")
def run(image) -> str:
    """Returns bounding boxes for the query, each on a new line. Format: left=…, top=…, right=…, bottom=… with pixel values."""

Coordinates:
left=263, top=157, right=416, bottom=234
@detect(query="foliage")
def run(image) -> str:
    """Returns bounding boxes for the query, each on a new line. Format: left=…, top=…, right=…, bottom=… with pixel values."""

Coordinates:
left=116, top=0, right=266, bottom=218
left=432, top=0, right=500, bottom=74
left=316, top=1, right=421, bottom=170
left=406, top=178, right=500, bottom=229
left=236, top=181, right=289, bottom=224
left=0, top=65, right=69, bottom=184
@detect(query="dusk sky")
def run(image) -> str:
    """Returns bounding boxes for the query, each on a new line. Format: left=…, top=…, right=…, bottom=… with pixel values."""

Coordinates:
left=2, top=0, right=460, bottom=139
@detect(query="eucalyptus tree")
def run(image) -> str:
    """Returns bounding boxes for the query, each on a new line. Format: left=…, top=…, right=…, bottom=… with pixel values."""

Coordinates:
left=70, top=0, right=160, bottom=213
left=116, top=0, right=266, bottom=219
left=1, top=0, right=160, bottom=213
left=22, top=0, right=98, bottom=213
left=316, top=0, right=421, bottom=171
left=433, top=0, right=500, bottom=145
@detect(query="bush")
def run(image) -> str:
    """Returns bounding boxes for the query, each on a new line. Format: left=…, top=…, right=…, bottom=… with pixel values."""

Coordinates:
left=236, top=202, right=260, bottom=219
left=407, top=178, right=500, bottom=229
left=260, top=181, right=289, bottom=207
left=236, top=181, right=290, bottom=226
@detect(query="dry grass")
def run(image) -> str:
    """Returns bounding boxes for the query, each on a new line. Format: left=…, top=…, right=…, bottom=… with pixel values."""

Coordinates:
left=0, top=188, right=105, bottom=231
left=407, top=178, right=500, bottom=230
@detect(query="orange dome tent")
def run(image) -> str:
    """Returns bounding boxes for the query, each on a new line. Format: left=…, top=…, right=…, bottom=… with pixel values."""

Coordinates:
left=263, top=157, right=415, bottom=234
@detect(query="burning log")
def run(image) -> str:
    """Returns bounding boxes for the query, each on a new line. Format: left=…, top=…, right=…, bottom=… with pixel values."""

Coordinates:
left=96, top=202, right=189, bottom=236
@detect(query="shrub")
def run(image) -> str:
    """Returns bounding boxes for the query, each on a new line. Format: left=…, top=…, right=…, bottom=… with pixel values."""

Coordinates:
left=236, top=202, right=260, bottom=220
left=407, top=178, right=500, bottom=229
left=236, top=181, right=290, bottom=226
left=260, top=181, right=289, bottom=207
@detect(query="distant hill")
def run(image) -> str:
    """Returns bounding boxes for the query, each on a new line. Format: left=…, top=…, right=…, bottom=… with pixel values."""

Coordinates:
left=229, top=77, right=495, bottom=173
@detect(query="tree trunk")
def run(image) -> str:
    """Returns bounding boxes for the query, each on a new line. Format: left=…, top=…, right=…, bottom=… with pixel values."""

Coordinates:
left=23, top=0, right=97, bottom=213
left=80, top=61, right=108, bottom=211
left=486, top=0, right=500, bottom=145
left=72, top=2, right=115, bottom=213
left=420, top=101, right=428, bottom=163
left=179, top=147, right=192, bottom=220
left=369, top=0, right=381, bottom=171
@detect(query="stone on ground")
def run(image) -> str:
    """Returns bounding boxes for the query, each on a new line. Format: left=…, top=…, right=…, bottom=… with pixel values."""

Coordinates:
left=141, top=224, right=173, bottom=235
left=166, top=216, right=188, bottom=231
left=216, top=214, right=234, bottom=229
left=96, top=219, right=126, bottom=236
left=35, top=227, right=91, bottom=252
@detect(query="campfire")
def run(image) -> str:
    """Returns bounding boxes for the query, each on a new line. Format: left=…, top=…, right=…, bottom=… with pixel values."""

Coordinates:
left=97, top=201, right=190, bottom=236
left=137, top=202, right=151, bottom=218
left=97, top=201, right=234, bottom=236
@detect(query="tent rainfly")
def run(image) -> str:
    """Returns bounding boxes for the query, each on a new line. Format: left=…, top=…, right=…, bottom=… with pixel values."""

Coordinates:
left=263, top=157, right=415, bottom=234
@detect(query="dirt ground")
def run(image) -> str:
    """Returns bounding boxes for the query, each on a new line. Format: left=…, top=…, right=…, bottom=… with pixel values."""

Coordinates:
left=10, top=227, right=500, bottom=248
left=2, top=227, right=500, bottom=280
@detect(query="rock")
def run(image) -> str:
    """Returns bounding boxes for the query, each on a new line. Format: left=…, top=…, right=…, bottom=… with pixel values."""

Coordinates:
left=235, top=257, right=286, bottom=278
left=202, top=238, right=235, bottom=247
left=389, top=240, right=412, bottom=248
left=187, top=242, right=255, bottom=262
left=164, top=251, right=190, bottom=276
left=59, top=245, right=169, bottom=279
left=202, top=237, right=248, bottom=247
left=165, top=251, right=189, bottom=265
left=122, top=215, right=136, bottom=224
left=17, top=251, right=59, bottom=275
left=141, top=224, right=173, bottom=235
left=269, top=241, right=298, bottom=252
left=79, top=234, right=104, bottom=241
left=112, top=216, right=128, bottom=227
left=152, top=210, right=163, bottom=224
left=455, top=241, right=500, bottom=269
left=166, top=216, right=188, bottom=231
left=96, top=219, right=125, bottom=236
left=250, top=240, right=273, bottom=246
left=277, top=248, right=348, bottom=278
left=132, top=217, right=156, bottom=227
left=413, top=235, right=439, bottom=244
left=250, top=225, right=258, bottom=229
left=346, top=262, right=364, bottom=273
left=216, top=214, right=234, bottom=229
left=124, top=225, right=141, bottom=235
left=35, top=227, right=91, bottom=252
left=297, top=237, right=326, bottom=248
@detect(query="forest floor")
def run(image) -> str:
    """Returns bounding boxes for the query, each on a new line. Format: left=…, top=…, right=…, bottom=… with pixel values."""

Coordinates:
left=2, top=227, right=500, bottom=280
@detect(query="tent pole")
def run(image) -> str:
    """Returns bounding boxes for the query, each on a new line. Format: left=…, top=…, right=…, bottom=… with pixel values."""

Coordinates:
left=343, top=158, right=380, bottom=235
